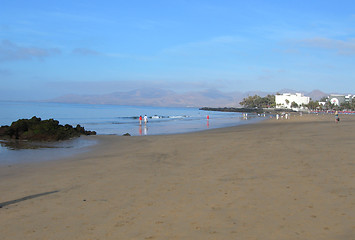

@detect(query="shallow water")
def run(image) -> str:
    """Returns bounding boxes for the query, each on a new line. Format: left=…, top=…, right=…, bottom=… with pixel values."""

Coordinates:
left=0, top=137, right=97, bottom=165
left=0, top=101, right=265, bottom=164
left=0, top=101, right=265, bottom=135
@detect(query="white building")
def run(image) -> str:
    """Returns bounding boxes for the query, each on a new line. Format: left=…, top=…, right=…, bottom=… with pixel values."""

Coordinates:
left=275, top=93, right=310, bottom=109
left=327, top=94, right=354, bottom=106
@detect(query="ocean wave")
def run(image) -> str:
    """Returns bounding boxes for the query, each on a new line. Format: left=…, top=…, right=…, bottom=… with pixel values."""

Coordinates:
left=169, top=115, right=188, bottom=119
left=116, top=115, right=190, bottom=120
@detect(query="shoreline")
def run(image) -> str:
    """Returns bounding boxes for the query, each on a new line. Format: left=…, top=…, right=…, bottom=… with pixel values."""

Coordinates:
left=0, top=115, right=264, bottom=165
left=0, top=101, right=254, bottom=137
left=0, top=114, right=354, bottom=239
left=0, top=113, right=342, bottom=168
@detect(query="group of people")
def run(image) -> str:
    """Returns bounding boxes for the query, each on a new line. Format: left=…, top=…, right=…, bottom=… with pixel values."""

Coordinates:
left=139, top=115, right=148, bottom=125
left=276, top=113, right=289, bottom=120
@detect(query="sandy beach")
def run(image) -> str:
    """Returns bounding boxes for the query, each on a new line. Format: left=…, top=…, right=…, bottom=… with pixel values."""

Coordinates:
left=0, top=114, right=354, bottom=240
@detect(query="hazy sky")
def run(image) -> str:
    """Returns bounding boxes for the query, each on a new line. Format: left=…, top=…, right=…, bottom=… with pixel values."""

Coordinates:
left=1, top=0, right=354, bottom=100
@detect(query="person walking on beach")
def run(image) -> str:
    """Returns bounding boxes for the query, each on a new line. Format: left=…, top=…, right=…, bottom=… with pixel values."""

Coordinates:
left=335, top=111, right=340, bottom=123
left=144, top=115, right=148, bottom=125
left=139, top=115, right=142, bottom=125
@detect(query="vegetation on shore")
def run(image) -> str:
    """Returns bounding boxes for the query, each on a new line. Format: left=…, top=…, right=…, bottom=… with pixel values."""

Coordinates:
left=0, top=116, right=96, bottom=141
left=239, top=95, right=276, bottom=109
left=240, top=95, right=355, bottom=111
left=202, top=94, right=355, bottom=112
left=199, top=107, right=294, bottom=113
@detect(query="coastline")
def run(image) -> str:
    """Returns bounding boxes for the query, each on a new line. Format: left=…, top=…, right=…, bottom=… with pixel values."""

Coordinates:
left=0, top=101, right=253, bottom=137
left=0, top=114, right=264, bottom=165
left=0, top=114, right=354, bottom=239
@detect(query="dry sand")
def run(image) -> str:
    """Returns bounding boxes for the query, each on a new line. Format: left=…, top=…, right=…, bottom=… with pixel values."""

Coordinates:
left=0, top=114, right=354, bottom=240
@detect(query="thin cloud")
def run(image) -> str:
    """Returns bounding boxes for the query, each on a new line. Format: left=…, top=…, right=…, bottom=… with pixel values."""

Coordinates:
left=298, top=37, right=355, bottom=55
left=0, top=40, right=61, bottom=62
left=0, top=68, right=12, bottom=76
left=135, top=19, right=166, bottom=30
left=72, top=48, right=101, bottom=56
left=274, top=48, right=301, bottom=55
left=162, top=36, right=243, bottom=56
left=210, top=36, right=243, bottom=43
left=0, top=24, right=10, bottom=31
left=45, top=11, right=116, bottom=25
left=72, top=47, right=152, bottom=60
left=105, top=52, right=153, bottom=61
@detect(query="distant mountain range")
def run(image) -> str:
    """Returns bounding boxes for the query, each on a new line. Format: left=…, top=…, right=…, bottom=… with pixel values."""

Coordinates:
left=48, top=88, right=328, bottom=107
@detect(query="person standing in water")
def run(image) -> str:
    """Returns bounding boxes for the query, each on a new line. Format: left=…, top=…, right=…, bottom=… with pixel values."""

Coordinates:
left=144, top=115, right=148, bottom=125
left=139, top=115, right=142, bottom=125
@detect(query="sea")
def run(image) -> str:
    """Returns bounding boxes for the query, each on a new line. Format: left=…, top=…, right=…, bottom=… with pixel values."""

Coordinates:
left=0, top=101, right=264, bottom=164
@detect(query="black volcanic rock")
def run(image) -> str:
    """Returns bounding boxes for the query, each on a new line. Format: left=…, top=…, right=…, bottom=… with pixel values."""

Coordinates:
left=0, top=116, right=96, bottom=141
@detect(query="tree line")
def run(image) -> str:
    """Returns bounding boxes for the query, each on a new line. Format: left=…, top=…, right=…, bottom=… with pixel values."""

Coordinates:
left=239, top=95, right=355, bottom=110
left=239, top=95, right=276, bottom=108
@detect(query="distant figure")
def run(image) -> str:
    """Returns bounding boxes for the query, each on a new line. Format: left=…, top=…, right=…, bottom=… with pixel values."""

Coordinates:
left=335, top=111, right=340, bottom=123
left=285, top=113, right=288, bottom=120
left=144, top=115, right=148, bottom=125
left=276, top=114, right=279, bottom=120
left=207, top=115, right=210, bottom=120
left=139, top=115, right=142, bottom=125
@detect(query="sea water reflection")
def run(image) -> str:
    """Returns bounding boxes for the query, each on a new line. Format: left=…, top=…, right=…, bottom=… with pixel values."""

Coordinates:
left=0, top=137, right=97, bottom=165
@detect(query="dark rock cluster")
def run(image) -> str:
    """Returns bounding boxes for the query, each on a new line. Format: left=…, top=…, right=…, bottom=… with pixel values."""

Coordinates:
left=0, top=116, right=96, bottom=141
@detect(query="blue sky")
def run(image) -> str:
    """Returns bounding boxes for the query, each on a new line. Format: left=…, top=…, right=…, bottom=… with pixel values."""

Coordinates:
left=1, top=0, right=354, bottom=100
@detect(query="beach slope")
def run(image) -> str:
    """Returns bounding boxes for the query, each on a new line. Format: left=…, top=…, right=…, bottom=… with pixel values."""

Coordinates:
left=0, top=114, right=354, bottom=239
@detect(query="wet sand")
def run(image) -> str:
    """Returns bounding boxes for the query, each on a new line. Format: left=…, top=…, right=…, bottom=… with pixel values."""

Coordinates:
left=0, top=114, right=354, bottom=240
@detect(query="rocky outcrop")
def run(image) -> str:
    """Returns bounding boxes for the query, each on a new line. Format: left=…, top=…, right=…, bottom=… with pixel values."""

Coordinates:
left=0, top=116, right=96, bottom=141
